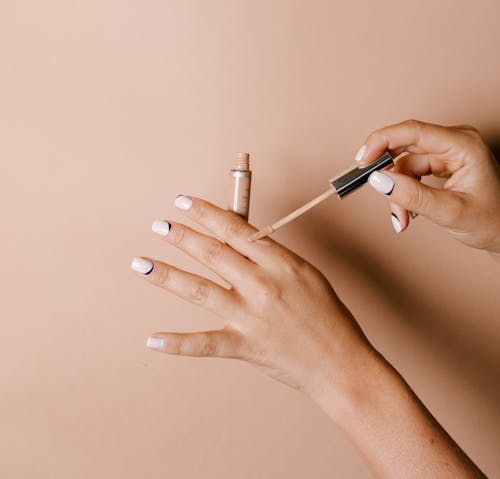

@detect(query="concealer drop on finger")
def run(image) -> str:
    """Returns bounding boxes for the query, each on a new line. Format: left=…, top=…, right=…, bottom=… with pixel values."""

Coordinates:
left=229, top=152, right=252, bottom=220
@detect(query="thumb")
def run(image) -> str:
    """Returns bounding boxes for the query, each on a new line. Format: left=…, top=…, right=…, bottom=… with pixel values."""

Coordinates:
left=367, top=170, right=464, bottom=228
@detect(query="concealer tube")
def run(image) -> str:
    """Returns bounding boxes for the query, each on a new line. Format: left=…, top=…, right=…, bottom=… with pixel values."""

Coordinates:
left=229, top=152, right=252, bottom=220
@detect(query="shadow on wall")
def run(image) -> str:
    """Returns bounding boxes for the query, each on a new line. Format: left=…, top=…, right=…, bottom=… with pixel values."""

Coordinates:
left=296, top=137, right=500, bottom=434
left=487, top=137, right=500, bottom=165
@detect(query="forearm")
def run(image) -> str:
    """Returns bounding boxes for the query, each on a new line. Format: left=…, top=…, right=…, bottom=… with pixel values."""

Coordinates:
left=311, top=349, right=486, bottom=479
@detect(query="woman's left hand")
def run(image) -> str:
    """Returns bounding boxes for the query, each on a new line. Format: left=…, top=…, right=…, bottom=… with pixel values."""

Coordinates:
left=131, top=195, right=374, bottom=404
left=131, top=195, right=487, bottom=478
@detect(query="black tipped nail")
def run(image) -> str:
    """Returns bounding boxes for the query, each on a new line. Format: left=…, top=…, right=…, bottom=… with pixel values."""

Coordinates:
left=131, top=257, right=155, bottom=275
left=391, top=213, right=402, bottom=233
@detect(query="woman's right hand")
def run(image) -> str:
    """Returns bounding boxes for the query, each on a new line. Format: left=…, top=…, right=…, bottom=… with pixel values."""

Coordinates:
left=356, top=119, right=500, bottom=260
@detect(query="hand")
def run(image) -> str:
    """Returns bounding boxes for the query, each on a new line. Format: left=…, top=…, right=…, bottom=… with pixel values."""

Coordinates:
left=131, top=194, right=486, bottom=478
left=131, top=195, right=375, bottom=403
left=356, top=119, right=500, bottom=259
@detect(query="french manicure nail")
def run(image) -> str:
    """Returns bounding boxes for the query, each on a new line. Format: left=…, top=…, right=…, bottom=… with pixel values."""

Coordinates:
left=368, top=171, right=395, bottom=195
left=131, top=257, right=154, bottom=275
left=146, top=337, right=166, bottom=350
left=391, top=213, right=402, bottom=233
left=355, top=144, right=366, bottom=162
left=152, top=220, right=171, bottom=236
left=174, top=195, right=192, bottom=210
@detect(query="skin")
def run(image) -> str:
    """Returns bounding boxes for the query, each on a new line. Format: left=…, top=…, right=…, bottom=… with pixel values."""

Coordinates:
left=133, top=120, right=499, bottom=478
left=361, top=120, right=500, bottom=263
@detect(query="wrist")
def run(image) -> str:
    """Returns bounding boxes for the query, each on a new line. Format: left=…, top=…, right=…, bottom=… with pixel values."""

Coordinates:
left=308, top=347, right=486, bottom=478
left=307, top=343, right=395, bottom=427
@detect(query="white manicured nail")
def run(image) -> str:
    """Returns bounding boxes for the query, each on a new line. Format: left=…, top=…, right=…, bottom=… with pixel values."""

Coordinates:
left=152, top=220, right=171, bottom=236
left=147, top=337, right=166, bottom=350
left=368, top=171, right=394, bottom=195
left=355, top=144, right=366, bottom=162
left=131, top=257, right=154, bottom=274
left=174, top=195, right=192, bottom=210
left=391, top=214, right=402, bottom=233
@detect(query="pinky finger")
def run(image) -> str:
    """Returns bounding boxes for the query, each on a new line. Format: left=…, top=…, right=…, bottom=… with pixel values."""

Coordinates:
left=146, top=328, right=244, bottom=358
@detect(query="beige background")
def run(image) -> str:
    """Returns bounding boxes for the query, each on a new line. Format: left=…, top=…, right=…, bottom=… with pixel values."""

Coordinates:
left=1, top=1, right=500, bottom=477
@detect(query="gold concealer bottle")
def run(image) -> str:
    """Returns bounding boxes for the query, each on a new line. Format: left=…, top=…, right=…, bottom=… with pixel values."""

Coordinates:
left=229, top=152, right=252, bottom=220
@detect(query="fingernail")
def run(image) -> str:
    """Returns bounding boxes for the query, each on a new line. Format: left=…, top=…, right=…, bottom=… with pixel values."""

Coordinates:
left=147, top=337, right=166, bottom=350
left=174, top=195, right=192, bottom=210
left=391, top=213, right=402, bottom=233
left=410, top=211, right=418, bottom=219
left=368, top=171, right=394, bottom=195
left=355, top=144, right=366, bottom=162
left=152, top=220, right=171, bottom=236
left=131, top=257, right=154, bottom=275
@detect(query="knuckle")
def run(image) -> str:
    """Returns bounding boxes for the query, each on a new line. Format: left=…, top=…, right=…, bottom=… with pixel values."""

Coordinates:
left=405, top=119, right=425, bottom=139
left=464, top=127, right=485, bottom=147
left=279, top=255, right=305, bottom=280
left=188, top=201, right=206, bottom=223
left=461, top=124, right=479, bottom=134
left=202, top=239, right=224, bottom=265
left=459, top=129, right=488, bottom=158
left=200, top=334, right=218, bottom=356
left=224, top=215, right=247, bottom=238
left=176, top=336, right=192, bottom=355
left=155, top=264, right=171, bottom=289
left=187, top=198, right=200, bottom=214
left=454, top=122, right=479, bottom=138
left=405, top=182, right=427, bottom=212
left=254, top=278, right=283, bottom=306
left=463, top=126, right=481, bottom=140
left=166, top=335, right=184, bottom=355
left=189, top=278, right=211, bottom=304
left=170, top=223, right=187, bottom=247
left=366, top=128, right=392, bottom=150
left=366, top=129, right=383, bottom=145
left=405, top=118, right=423, bottom=130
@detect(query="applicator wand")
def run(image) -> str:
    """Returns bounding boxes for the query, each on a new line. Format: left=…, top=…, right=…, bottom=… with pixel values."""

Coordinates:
left=248, top=151, right=403, bottom=241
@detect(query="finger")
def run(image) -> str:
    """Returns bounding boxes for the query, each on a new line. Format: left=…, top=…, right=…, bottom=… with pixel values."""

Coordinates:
left=395, top=152, right=431, bottom=178
left=146, top=328, right=244, bottom=358
left=172, top=194, right=299, bottom=266
left=151, top=219, right=257, bottom=289
left=367, top=170, right=465, bottom=227
left=130, top=257, right=239, bottom=315
left=357, top=119, right=460, bottom=165
left=389, top=153, right=430, bottom=231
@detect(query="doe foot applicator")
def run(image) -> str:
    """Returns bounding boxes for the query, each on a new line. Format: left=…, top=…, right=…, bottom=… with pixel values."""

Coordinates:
left=248, top=151, right=406, bottom=241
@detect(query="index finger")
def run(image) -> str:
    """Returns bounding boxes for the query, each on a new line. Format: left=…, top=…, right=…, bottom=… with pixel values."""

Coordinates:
left=173, top=194, right=296, bottom=266
left=358, top=119, right=460, bottom=165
